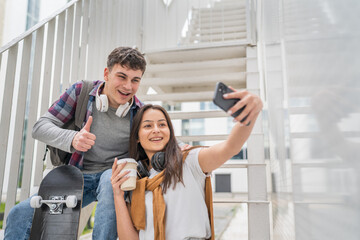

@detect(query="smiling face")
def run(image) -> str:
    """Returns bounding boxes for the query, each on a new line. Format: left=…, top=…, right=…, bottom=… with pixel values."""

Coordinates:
left=138, top=109, right=171, bottom=160
left=103, top=64, right=143, bottom=108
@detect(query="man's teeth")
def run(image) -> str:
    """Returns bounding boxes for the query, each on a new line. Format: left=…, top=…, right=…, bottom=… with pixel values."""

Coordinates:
left=118, top=90, right=130, bottom=96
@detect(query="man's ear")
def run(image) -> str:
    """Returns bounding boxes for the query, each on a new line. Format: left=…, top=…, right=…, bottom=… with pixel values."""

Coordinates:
left=104, top=67, right=109, bottom=81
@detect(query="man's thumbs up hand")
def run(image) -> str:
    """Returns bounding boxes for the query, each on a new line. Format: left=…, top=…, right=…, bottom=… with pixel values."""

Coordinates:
left=83, top=115, right=93, bottom=132
left=72, top=116, right=96, bottom=152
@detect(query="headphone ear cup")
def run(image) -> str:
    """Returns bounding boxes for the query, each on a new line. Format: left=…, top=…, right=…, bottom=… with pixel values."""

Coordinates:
left=115, top=102, right=130, bottom=118
left=96, top=94, right=108, bottom=112
left=151, top=152, right=166, bottom=172
left=137, top=160, right=149, bottom=178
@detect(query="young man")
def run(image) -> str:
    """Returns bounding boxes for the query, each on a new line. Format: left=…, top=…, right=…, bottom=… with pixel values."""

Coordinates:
left=4, top=47, right=146, bottom=240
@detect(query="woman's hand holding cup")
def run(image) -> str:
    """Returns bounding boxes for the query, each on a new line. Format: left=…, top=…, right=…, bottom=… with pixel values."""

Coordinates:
left=111, top=158, right=130, bottom=196
left=111, top=158, right=138, bottom=196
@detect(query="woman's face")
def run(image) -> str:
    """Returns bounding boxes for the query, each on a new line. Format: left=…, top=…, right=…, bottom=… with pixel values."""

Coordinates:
left=138, top=109, right=170, bottom=159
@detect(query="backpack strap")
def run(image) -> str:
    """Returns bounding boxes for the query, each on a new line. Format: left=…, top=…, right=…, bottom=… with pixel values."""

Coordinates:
left=74, top=80, right=94, bottom=129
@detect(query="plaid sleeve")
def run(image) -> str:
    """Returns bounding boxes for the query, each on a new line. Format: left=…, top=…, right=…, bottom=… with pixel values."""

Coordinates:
left=48, top=81, right=83, bottom=124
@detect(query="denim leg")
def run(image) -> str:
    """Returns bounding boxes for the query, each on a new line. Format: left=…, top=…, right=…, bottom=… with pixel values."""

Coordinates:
left=92, top=169, right=117, bottom=240
left=82, top=173, right=98, bottom=207
left=4, top=197, right=34, bottom=240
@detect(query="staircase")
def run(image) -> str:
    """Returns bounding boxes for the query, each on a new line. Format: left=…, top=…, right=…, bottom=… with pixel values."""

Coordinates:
left=0, top=0, right=270, bottom=239
left=138, top=43, right=269, bottom=239
left=137, top=1, right=270, bottom=238
left=180, top=0, right=248, bottom=45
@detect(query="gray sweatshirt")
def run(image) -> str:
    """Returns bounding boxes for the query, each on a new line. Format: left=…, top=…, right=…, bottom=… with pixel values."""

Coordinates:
left=32, top=101, right=131, bottom=173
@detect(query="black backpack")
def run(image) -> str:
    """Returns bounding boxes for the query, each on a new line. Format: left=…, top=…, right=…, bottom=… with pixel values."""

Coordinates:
left=45, top=80, right=94, bottom=166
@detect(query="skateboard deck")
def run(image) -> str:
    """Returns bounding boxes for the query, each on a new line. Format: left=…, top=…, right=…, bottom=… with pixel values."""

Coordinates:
left=30, top=165, right=83, bottom=240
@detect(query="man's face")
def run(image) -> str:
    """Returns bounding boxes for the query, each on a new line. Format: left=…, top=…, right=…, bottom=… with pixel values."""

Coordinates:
left=103, top=64, right=143, bottom=108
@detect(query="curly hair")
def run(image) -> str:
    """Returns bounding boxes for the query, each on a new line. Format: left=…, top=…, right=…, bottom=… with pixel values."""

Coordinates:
left=107, top=47, right=146, bottom=74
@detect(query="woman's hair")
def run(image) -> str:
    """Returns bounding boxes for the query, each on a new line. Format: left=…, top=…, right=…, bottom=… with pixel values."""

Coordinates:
left=129, top=104, right=183, bottom=192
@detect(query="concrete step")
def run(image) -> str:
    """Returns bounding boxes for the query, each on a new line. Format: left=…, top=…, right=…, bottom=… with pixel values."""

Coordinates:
left=190, top=25, right=247, bottom=35
left=195, top=5, right=245, bottom=15
left=180, top=39, right=250, bottom=47
left=168, top=110, right=228, bottom=120
left=141, top=72, right=246, bottom=88
left=178, top=134, right=228, bottom=142
left=178, top=133, right=264, bottom=142
left=139, top=83, right=260, bottom=102
left=189, top=31, right=247, bottom=42
left=213, top=0, right=246, bottom=7
left=138, top=90, right=214, bottom=102
left=220, top=162, right=267, bottom=169
left=195, top=10, right=246, bottom=21
left=192, top=19, right=246, bottom=29
left=145, top=45, right=247, bottom=64
left=146, top=57, right=246, bottom=73
left=192, top=11, right=246, bottom=23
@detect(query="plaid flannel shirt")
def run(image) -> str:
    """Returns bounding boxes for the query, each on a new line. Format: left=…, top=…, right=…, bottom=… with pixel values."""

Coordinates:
left=48, top=80, right=143, bottom=169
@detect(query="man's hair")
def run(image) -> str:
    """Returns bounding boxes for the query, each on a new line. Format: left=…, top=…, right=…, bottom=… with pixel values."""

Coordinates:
left=107, top=47, right=146, bottom=73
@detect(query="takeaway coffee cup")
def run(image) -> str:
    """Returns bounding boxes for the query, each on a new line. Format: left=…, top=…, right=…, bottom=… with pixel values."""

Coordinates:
left=117, top=158, right=138, bottom=191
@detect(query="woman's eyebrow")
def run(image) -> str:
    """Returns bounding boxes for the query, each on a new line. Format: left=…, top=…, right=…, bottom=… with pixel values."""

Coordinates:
left=142, top=120, right=153, bottom=123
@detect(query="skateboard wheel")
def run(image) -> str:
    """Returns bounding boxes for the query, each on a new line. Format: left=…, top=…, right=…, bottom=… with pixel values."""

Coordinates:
left=66, top=195, right=77, bottom=208
left=30, top=196, right=42, bottom=208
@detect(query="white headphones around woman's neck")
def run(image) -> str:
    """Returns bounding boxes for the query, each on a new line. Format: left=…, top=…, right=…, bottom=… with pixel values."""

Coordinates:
left=95, top=82, right=132, bottom=118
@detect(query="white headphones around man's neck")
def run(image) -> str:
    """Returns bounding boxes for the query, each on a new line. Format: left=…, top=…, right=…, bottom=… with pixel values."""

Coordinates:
left=95, top=82, right=132, bottom=118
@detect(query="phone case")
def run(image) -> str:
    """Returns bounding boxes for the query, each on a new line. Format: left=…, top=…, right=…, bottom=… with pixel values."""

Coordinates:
left=212, top=82, right=246, bottom=119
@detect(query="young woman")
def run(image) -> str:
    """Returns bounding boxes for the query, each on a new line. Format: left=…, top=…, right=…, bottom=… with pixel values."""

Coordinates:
left=111, top=88, right=263, bottom=240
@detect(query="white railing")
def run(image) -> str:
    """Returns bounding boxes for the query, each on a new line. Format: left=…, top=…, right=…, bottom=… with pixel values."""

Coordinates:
left=0, top=0, right=143, bottom=230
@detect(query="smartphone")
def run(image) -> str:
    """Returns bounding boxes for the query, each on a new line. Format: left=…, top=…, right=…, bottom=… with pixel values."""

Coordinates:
left=212, top=82, right=247, bottom=122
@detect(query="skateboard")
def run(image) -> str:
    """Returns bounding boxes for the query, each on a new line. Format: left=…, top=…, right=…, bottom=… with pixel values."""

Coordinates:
left=29, top=165, right=84, bottom=240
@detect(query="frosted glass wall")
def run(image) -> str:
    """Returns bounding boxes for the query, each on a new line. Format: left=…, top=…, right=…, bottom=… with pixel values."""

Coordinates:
left=261, top=0, right=360, bottom=239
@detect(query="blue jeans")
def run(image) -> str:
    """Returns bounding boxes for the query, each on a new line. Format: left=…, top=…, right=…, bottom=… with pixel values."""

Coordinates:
left=4, top=168, right=117, bottom=240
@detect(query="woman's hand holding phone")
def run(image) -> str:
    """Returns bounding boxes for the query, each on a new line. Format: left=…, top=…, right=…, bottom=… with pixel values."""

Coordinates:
left=224, top=87, right=262, bottom=126
left=213, top=82, right=263, bottom=126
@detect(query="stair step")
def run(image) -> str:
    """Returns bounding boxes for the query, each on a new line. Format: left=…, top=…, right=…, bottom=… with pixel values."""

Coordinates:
left=196, top=6, right=246, bottom=15
left=200, top=3, right=246, bottom=12
left=138, top=91, right=214, bottom=102
left=181, top=39, right=250, bottom=47
left=195, top=5, right=245, bottom=14
left=141, top=72, right=246, bottom=87
left=220, top=162, right=267, bottom=169
left=192, top=19, right=246, bottom=29
left=192, top=12, right=246, bottom=22
left=139, top=84, right=259, bottom=102
left=189, top=32, right=247, bottom=42
left=177, top=134, right=228, bottom=142
left=191, top=25, right=247, bottom=35
left=146, top=58, right=246, bottom=73
left=168, top=110, right=228, bottom=120
left=146, top=45, right=246, bottom=64
left=195, top=12, right=246, bottom=21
